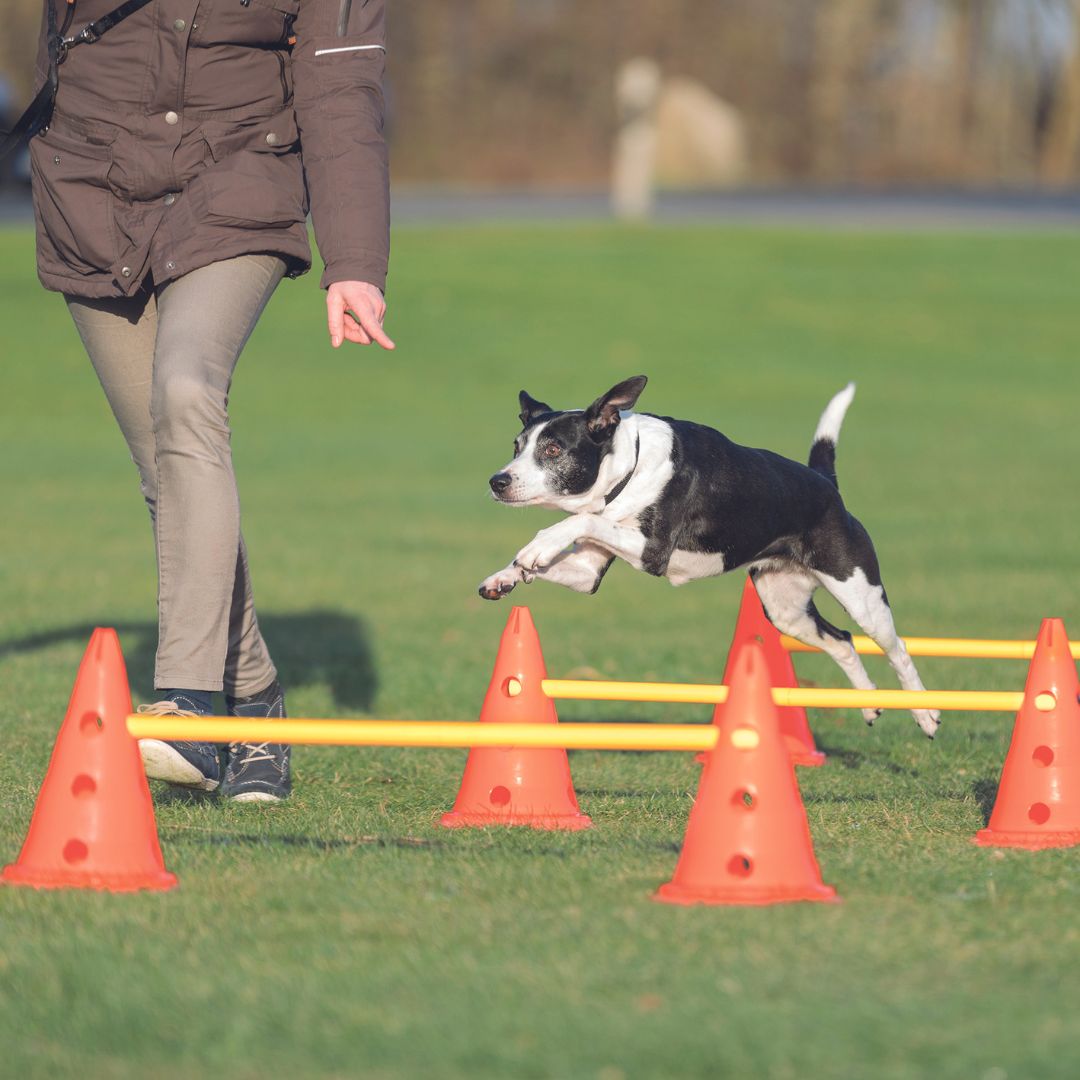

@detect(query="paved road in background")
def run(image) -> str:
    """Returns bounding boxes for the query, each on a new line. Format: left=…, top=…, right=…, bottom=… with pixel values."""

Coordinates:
left=2, top=186, right=1078, bottom=228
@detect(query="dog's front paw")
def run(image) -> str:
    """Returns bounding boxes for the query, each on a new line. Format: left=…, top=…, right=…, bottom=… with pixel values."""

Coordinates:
left=478, top=566, right=524, bottom=601
left=514, top=529, right=578, bottom=574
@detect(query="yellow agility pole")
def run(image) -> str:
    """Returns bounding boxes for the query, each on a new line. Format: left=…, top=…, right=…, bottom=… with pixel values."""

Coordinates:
left=542, top=680, right=1042, bottom=713
left=127, top=717, right=720, bottom=752
left=128, top=689, right=1053, bottom=749
left=779, top=634, right=1080, bottom=661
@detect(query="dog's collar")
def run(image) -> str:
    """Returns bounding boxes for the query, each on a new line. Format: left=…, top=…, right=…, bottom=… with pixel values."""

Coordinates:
left=604, top=433, right=641, bottom=505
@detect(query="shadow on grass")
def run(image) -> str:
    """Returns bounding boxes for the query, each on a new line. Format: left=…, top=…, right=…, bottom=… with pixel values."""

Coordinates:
left=0, top=610, right=377, bottom=710
left=972, top=777, right=999, bottom=825
left=814, top=741, right=918, bottom=776
left=160, top=828, right=445, bottom=851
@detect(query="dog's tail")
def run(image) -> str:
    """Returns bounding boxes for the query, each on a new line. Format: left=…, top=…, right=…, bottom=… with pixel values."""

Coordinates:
left=807, top=382, right=856, bottom=489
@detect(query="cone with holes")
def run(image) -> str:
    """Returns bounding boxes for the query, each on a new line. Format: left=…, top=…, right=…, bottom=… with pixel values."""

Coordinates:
left=974, top=618, right=1080, bottom=850
left=441, top=606, right=591, bottom=830
left=656, top=638, right=838, bottom=905
left=2, top=628, right=177, bottom=892
left=698, top=576, right=824, bottom=767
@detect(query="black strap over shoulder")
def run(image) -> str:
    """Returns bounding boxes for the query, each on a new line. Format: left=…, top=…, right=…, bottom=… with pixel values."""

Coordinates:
left=0, top=0, right=157, bottom=161
left=63, top=0, right=157, bottom=48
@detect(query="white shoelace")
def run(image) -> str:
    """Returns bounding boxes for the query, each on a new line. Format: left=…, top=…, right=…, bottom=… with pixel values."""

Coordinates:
left=229, top=742, right=274, bottom=764
left=137, top=701, right=201, bottom=718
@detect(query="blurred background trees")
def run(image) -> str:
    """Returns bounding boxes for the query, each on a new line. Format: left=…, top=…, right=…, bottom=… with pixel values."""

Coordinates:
left=3, top=0, right=1078, bottom=188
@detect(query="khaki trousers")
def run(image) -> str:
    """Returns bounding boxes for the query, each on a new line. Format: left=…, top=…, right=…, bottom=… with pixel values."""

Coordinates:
left=65, top=254, right=286, bottom=695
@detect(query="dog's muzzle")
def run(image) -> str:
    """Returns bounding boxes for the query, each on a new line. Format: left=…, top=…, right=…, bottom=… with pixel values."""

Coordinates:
left=489, top=472, right=513, bottom=496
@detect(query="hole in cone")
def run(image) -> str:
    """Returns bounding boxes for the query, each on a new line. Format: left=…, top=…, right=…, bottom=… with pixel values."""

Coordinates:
left=1029, top=802, right=1051, bottom=825
left=1032, top=746, right=1054, bottom=768
left=79, top=712, right=104, bottom=736
left=489, top=785, right=511, bottom=807
left=71, top=774, right=97, bottom=798
left=733, top=789, right=756, bottom=810
left=730, top=727, right=760, bottom=750
left=63, top=839, right=89, bottom=864
left=727, top=854, right=753, bottom=878
left=503, top=678, right=523, bottom=698
left=1035, top=692, right=1057, bottom=712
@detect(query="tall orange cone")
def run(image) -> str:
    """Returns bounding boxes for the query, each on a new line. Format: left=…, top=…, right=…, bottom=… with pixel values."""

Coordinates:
left=2, top=628, right=178, bottom=892
left=441, top=606, right=591, bottom=830
left=699, top=576, right=824, bottom=766
left=974, top=618, right=1080, bottom=850
left=656, top=638, right=838, bottom=905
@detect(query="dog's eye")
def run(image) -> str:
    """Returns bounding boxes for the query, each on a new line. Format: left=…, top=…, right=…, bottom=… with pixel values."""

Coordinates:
left=544, top=444, right=562, bottom=458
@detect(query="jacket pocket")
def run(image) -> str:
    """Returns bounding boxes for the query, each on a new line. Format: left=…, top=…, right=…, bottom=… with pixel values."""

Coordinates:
left=30, top=126, right=117, bottom=275
left=204, top=0, right=300, bottom=48
left=202, top=108, right=300, bottom=162
left=203, top=159, right=306, bottom=228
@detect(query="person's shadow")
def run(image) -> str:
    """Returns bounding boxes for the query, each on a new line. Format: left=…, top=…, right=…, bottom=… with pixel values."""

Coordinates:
left=0, top=610, right=377, bottom=710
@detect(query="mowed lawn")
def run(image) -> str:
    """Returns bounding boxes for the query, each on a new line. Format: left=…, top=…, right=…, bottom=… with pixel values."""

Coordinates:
left=1, top=222, right=1079, bottom=1079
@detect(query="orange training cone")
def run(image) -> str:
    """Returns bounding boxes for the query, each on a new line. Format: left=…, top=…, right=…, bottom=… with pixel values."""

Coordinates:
left=441, top=606, right=591, bottom=830
left=2, top=628, right=178, bottom=892
left=699, top=576, right=824, bottom=767
left=656, top=638, right=838, bottom=905
left=974, top=618, right=1080, bottom=850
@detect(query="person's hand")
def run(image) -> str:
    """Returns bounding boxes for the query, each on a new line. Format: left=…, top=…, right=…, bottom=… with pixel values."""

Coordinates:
left=326, top=280, right=395, bottom=350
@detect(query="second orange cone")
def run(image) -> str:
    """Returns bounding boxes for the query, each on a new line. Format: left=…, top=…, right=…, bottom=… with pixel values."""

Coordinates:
left=441, top=606, right=591, bottom=830
left=699, top=576, right=825, bottom=767
left=656, top=638, right=838, bottom=905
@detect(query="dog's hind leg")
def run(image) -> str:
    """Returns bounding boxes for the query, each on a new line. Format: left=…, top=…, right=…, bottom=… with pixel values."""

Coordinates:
left=814, top=568, right=940, bottom=738
left=750, top=568, right=884, bottom=725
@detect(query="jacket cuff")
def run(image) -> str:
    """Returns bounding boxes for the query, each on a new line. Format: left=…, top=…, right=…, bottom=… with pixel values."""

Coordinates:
left=320, top=253, right=388, bottom=293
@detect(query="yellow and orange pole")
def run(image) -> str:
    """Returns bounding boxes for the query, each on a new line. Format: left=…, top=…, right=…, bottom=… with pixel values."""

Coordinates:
left=128, top=717, right=719, bottom=752
left=541, top=680, right=1038, bottom=713
left=779, top=635, right=1080, bottom=661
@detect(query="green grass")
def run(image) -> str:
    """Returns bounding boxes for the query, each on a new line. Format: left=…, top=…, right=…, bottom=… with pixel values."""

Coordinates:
left=1, top=222, right=1079, bottom=1079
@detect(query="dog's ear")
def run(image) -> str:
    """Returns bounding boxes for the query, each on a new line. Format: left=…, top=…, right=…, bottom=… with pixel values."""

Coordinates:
left=584, top=376, right=648, bottom=440
left=519, top=391, right=553, bottom=427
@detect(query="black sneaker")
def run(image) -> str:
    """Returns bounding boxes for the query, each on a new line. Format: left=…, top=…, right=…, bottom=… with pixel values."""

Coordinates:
left=137, top=694, right=220, bottom=792
left=221, top=680, right=291, bottom=803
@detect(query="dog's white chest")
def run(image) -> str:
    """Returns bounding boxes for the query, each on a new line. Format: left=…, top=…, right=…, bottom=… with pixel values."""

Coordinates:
left=665, top=549, right=727, bottom=586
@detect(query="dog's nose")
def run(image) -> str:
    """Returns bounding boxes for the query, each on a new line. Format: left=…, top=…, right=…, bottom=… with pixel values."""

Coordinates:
left=489, top=472, right=512, bottom=494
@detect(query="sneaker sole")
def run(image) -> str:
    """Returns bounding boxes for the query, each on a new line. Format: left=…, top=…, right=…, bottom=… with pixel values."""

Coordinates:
left=139, top=739, right=219, bottom=791
left=227, top=790, right=286, bottom=803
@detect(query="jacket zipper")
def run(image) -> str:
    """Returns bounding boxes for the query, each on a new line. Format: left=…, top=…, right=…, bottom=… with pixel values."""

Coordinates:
left=337, top=0, right=353, bottom=36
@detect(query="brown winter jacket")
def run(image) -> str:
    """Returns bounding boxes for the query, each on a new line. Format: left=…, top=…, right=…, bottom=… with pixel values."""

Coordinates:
left=31, top=0, right=389, bottom=299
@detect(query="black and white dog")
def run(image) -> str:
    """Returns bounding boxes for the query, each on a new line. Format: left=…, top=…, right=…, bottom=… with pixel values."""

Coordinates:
left=478, top=377, right=940, bottom=738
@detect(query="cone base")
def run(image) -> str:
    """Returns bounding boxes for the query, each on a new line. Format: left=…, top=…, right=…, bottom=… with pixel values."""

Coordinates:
left=694, top=748, right=825, bottom=768
left=440, top=810, right=592, bottom=831
left=973, top=828, right=1080, bottom=851
left=653, top=879, right=839, bottom=906
left=789, top=749, right=826, bottom=768
left=2, top=862, right=178, bottom=893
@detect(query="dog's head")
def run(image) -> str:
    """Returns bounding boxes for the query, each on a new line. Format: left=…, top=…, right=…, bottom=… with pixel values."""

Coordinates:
left=488, top=376, right=648, bottom=508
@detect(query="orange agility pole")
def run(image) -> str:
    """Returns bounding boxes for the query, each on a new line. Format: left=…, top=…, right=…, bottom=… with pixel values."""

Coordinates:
left=4, top=629, right=177, bottom=893
left=440, top=606, right=591, bottom=830
left=781, top=634, right=1080, bottom=661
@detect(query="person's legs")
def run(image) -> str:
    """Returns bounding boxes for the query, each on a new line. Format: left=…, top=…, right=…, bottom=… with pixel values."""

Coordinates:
left=150, top=253, right=286, bottom=694
left=65, top=257, right=285, bottom=696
